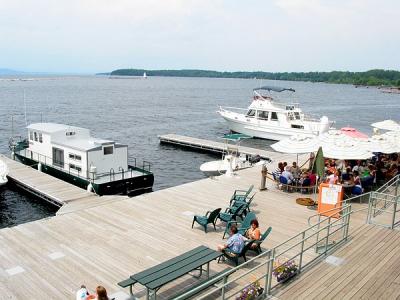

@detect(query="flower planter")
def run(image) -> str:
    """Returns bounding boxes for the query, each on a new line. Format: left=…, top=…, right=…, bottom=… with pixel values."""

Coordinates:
left=277, top=271, right=297, bottom=284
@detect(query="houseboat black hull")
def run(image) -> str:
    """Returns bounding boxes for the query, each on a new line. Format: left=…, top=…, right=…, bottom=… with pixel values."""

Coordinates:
left=14, top=153, right=154, bottom=196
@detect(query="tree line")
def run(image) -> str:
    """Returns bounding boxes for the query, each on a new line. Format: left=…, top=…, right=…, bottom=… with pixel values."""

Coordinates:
left=110, top=69, right=400, bottom=87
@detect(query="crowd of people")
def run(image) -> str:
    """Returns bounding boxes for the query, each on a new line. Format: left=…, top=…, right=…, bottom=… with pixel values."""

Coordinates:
left=272, top=153, right=400, bottom=192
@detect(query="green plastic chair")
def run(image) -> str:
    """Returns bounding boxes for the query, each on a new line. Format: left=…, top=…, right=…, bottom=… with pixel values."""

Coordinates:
left=223, top=212, right=256, bottom=238
left=231, top=193, right=256, bottom=214
left=192, top=208, right=221, bottom=233
left=219, top=240, right=255, bottom=266
left=230, top=185, right=254, bottom=204
left=251, top=227, right=272, bottom=254
left=218, top=204, right=246, bottom=224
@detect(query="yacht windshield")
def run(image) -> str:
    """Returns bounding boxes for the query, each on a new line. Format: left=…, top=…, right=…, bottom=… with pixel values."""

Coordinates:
left=257, top=110, right=269, bottom=120
left=246, top=109, right=256, bottom=117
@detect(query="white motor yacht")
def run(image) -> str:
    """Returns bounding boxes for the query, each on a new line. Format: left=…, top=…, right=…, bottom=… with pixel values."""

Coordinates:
left=218, top=86, right=334, bottom=141
left=0, top=159, right=8, bottom=186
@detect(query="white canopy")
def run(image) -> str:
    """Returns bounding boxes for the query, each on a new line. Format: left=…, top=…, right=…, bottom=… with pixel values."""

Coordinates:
left=361, top=134, right=400, bottom=154
left=371, top=120, right=400, bottom=132
left=271, top=130, right=374, bottom=160
left=270, top=134, right=320, bottom=154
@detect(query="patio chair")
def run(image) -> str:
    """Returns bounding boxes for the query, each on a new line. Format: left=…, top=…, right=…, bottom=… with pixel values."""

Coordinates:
left=192, top=208, right=221, bottom=233
left=218, top=204, right=246, bottom=224
left=231, top=193, right=256, bottom=214
left=219, top=240, right=255, bottom=266
left=250, top=226, right=272, bottom=254
left=224, top=212, right=256, bottom=238
left=279, top=176, right=292, bottom=192
left=230, top=185, right=254, bottom=204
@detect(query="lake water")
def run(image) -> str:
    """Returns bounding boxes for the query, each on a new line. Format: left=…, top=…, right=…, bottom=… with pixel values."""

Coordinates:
left=0, top=75, right=399, bottom=228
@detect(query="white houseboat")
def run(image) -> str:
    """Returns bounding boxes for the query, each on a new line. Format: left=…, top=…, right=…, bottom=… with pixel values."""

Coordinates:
left=10, top=123, right=154, bottom=196
left=218, top=86, right=334, bottom=141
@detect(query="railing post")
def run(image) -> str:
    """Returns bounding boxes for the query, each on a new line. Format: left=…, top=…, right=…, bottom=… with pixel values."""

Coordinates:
left=366, top=192, right=373, bottom=224
left=266, top=249, right=275, bottom=296
left=221, top=275, right=227, bottom=300
left=391, top=196, right=397, bottom=229
left=315, top=214, right=321, bottom=253
left=344, top=205, right=351, bottom=241
left=324, top=217, right=331, bottom=255
left=298, top=231, right=305, bottom=273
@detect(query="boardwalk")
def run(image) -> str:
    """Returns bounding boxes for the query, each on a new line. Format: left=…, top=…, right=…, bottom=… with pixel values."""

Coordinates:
left=0, top=159, right=371, bottom=299
left=274, top=224, right=400, bottom=299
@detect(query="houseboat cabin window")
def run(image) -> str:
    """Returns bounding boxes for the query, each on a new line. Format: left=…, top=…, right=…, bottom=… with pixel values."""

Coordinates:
left=29, top=131, right=33, bottom=140
left=52, top=147, right=64, bottom=168
left=69, top=163, right=82, bottom=172
left=271, top=112, right=278, bottom=121
left=104, top=146, right=113, bottom=155
left=257, top=110, right=269, bottom=120
left=69, top=153, right=82, bottom=161
left=34, top=132, right=38, bottom=141
left=66, top=131, right=76, bottom=136
left=39, top=133, right=43, bottom=143
left=246, top=109, right=256, bottom=117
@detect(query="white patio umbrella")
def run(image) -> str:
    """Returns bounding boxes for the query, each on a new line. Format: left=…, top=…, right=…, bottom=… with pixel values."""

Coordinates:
left=271, top=134, right=320, bottom=154
left=371, top=120, right=400, bottom=132
left=321, top=137, right=374, bottom=160
left=381, top=131, right=400, bottom=150
left=361, top=134, right=400, bottom=154
left=318, top=130, right=374, bottom=160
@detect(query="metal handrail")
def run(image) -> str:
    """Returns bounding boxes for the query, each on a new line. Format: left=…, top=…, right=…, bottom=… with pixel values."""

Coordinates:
left=175, top=205, right=353, bottom=300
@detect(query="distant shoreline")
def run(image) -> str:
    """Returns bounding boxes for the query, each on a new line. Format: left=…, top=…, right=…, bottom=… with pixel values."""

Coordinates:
left=108, top=68, right=400, bottom=88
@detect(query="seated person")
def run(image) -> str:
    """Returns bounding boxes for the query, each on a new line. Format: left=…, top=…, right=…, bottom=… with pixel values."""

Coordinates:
left=245, top=219, right=261, bottom=249
left=273, top=162, right=284, bottom=179
left=281, top=166, right=294, bottom=185
left=353, top=170, right=362, bottom=187
left=290, top=162, right=301, bottom=178
left=308, top=172, right=317, bottom=186
left=217, top=224, right=245, bottom=254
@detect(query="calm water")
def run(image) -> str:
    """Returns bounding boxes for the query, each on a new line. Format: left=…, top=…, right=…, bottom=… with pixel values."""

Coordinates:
left=0, top=76, right=399, bottom=228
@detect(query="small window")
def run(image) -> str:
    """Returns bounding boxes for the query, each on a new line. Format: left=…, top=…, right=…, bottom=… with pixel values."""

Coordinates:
left=104, top=146, right=113, bottom=155
left=292, top=124, right=304, bottom=129
left=69, top=153, right=82, bottom=161
left=34, top=132, right=38, bottom=141
left=66, top=131, right=76, bottom=136
left=39, top=133, right=43, bottom=143
left=271, top=112, right=278, bottom=121
left=69, top=163, right=82, bottom=172
left=246, top=109, right=256, bottom=117
left=294, top=112, right=301, bottom=120
left=29, top=131, right=33, bottom=140
left=257, top=110, right=269, bottom=120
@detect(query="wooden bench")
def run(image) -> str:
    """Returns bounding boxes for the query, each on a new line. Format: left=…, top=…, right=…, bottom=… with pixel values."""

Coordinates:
left=171, top=267, right=235, bottom=300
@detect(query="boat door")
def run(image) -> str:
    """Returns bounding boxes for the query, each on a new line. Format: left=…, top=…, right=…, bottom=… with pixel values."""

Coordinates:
left=52, top=147, right=64, bottom=168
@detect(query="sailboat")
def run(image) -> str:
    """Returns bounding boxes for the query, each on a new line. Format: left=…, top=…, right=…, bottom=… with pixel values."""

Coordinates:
left=143, top=72, right=147, bottom=79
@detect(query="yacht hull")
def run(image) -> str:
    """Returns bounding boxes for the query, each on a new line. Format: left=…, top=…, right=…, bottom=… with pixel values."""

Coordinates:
left=220, top=113, right=321, bottom=141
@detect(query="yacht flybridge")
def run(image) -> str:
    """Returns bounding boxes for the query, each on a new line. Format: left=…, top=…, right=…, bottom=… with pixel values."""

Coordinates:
left=10, top=123, right=154, bottom=196
left=218, top=86, right=334, bottom=141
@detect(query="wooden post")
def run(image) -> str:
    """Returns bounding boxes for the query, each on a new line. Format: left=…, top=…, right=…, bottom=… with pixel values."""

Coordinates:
left=260, top=164, right=268, bottom=191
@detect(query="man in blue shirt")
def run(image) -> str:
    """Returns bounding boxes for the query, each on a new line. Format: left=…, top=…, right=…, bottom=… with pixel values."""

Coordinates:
left=217, top=224, right=245, bottom=254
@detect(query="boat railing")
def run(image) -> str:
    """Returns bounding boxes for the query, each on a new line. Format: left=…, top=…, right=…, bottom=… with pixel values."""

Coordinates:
left=219, top=106, right=248, bottom=114
left=14, top=148, right=91, bottom=182
left=128, top=156, right=152, bottom=173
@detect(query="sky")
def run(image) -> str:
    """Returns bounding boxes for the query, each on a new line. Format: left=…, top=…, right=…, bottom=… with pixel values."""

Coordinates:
left=0, top=0, right=399, bottom=73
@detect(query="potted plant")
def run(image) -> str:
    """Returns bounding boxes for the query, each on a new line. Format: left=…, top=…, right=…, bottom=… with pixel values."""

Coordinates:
left=236, top=280, right=264, bottom=300
left=273, top=260, right=298, bottom=283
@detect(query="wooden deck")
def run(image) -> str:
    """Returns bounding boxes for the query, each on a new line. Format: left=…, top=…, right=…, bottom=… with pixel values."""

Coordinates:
left=274, top=224, right=400, bottom=299
left=0, top=157, right=373, bottom=299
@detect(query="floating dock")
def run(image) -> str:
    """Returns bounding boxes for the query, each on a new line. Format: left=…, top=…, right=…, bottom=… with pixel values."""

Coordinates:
left=0, top=154, right=126, bottom=215
left=159, top=134, right=301, bottom=163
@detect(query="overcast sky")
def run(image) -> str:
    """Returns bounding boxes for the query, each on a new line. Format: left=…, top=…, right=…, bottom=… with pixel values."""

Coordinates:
left=0, top=0, right=399, bottom=73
